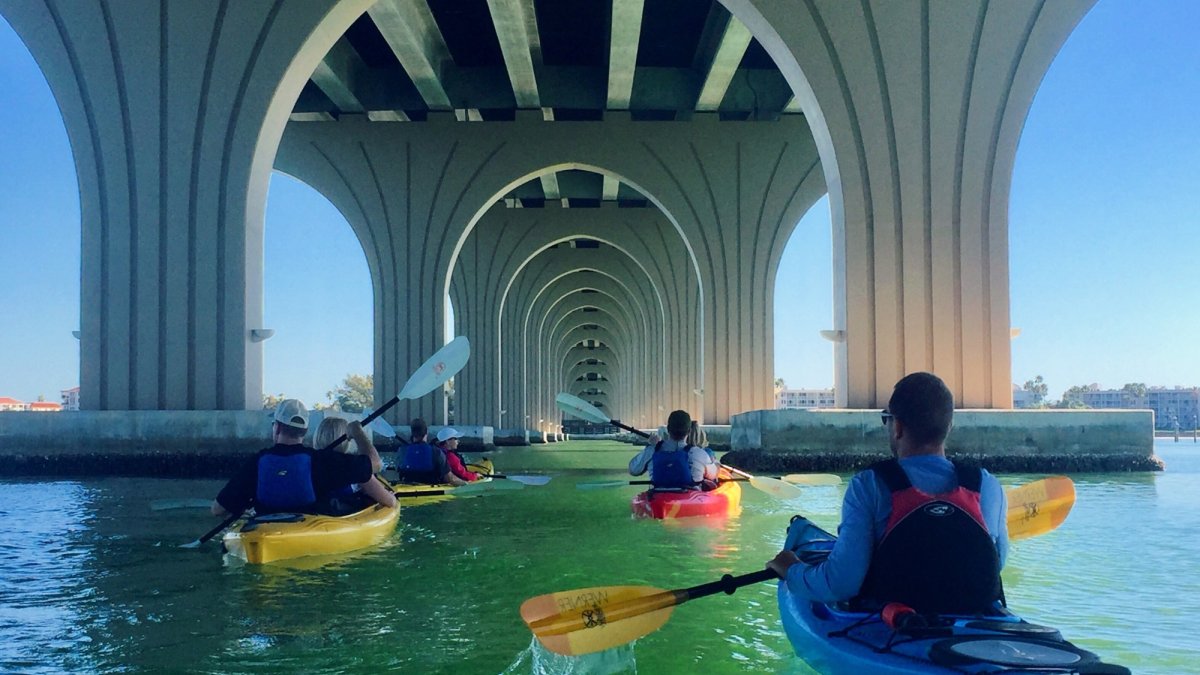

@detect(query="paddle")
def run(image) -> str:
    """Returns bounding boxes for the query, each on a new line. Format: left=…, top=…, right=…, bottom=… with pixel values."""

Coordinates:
left=522, top=569, right=777, bottom=656
left=181, top=336, right=471, bottom=549
left=718, top=463, right=803, bottom=500
left=1006, top=475, right=1075, bottom=540
left=479, top=473, right=552, bottom=486
left=576, top=474, right=838, bottom=490
left=523, top=475, right=1077, bottom=656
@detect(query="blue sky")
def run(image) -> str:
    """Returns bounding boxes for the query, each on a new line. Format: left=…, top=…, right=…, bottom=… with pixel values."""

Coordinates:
left=1, top=0, right=1197, bottom=406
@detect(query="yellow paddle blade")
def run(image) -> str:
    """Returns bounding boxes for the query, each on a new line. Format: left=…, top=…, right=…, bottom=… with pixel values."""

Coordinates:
left=781, top=473, right=843, bottom=486
left=520, top=585, right=681, bottom=656
left=1006, top=476, right=1076, bottom=540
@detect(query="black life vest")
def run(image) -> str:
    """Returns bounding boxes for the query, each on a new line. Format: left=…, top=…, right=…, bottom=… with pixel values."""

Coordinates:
left=650, top=441, right=698, bottom=489
left=857, top=459, right=1002, bottom=615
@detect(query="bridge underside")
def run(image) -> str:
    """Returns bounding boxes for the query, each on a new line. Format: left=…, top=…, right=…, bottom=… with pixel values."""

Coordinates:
left=0, top=0, right=1095, bottom=426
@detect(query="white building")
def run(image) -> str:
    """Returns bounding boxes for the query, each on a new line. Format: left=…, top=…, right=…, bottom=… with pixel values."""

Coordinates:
left=0, top=397, right=26, bottom=411
left=61, top=386, right=80, bottom=411
left=775, top=388, right=837, bottom=410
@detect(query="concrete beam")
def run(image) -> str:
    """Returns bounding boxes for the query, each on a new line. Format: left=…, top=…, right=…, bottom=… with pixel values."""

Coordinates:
left=486, top=0, right=541, bottom=108
left=311, top=36, right=370, bottom=114
left=602, top=176, right=620, bottom=201
left=368, top=0, right=454, bottom=110
left=695, top=15, right=753, bottom=111
left=607, top=0, right=645, bottom=109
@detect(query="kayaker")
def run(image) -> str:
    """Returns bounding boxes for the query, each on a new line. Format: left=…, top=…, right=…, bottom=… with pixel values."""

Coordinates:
left=210, top=399, right=381, bottom=517
left=629, top=410, right=718, bottom=490
left=396, top=418, right=460, bottom=485
left=434, top=427, right=480, bottom=484
left=766, top=372, right=1009, bottom=615
left=686, top=421, right=717, bottom=462
left=314, top=416, right=397, bottom=513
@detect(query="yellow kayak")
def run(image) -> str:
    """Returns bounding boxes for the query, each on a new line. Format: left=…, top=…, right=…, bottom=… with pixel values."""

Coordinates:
left=391, top=458, right=494, bottom=506
left=222, top=501, right=400, bottom=565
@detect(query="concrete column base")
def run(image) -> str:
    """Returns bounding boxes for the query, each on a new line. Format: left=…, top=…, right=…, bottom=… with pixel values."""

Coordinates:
left=727, top=409, right=1161, bottom=472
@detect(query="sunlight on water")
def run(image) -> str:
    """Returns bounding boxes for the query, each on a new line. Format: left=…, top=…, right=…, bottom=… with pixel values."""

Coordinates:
left=0, top=440, right=1195, bottom=673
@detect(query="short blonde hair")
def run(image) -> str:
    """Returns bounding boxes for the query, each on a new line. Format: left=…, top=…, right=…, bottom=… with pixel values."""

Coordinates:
left=686, top=421, right=708, bottom=448
left=314, top=417, right=351, bottom=453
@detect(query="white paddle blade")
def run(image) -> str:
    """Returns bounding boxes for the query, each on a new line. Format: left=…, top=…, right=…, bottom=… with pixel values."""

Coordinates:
left=398, top=336, right=470, bottom=400
left=506, top=474, right=552, bottom=486
left=781, top=473, right=843, bottom=486
left=362, top=409, right=397, bottom=438
left=555, top=392, right=610, bottom=424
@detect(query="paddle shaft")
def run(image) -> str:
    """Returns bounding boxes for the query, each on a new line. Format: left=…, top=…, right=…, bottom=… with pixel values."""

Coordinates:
left=192, top=396, right=403, bottom=547
left=680, top=569, right=778, bottom=603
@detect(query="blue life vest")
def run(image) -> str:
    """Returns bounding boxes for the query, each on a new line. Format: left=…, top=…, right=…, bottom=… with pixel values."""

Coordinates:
left=397, top=442, right=440, bottom=483
left=256, top=452, right=316, bottom=511
left=650, top=441, right=697, bottom=489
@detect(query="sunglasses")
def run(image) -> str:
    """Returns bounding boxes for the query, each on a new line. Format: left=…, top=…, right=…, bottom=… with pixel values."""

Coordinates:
left=880, top=410, right=894, bottom=426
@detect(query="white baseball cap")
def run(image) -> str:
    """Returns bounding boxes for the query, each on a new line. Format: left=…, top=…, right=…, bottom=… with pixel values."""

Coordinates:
left=436, top=427, right=463, bottom=443
left=271, top=399, right=310, bottom=431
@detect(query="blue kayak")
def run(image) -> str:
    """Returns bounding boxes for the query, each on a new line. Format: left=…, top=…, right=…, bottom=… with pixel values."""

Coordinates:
left=777, top=517, right=1129, bottom=674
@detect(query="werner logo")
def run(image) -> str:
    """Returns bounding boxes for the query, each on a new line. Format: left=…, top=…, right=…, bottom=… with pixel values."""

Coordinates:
left=924, top=503, right=955, bottom=517
left=433, top=361, right=446, bottom=375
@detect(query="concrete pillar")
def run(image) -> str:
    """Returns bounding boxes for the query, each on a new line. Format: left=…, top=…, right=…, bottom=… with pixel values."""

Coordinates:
left=276, top=115, right=824, bottom=423
left=0, top=0, right=371, bottom=409
left=725, top=0, right=1095, bottom=407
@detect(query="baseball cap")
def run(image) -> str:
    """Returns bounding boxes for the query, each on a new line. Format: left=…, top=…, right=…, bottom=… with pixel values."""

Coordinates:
left=271, top=399, right=310, bottom=431
left=436, top=427, right=464, bottom=443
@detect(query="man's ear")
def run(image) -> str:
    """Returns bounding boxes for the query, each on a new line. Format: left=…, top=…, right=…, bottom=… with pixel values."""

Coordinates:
left=892, top=417, right=906, bottom=439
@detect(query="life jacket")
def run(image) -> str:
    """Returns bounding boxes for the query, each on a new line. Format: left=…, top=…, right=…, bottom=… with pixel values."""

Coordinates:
left=857, top=459, right=1002, bottom=615
left=255, top=451, right=316, bottom=512
left=397, top=441, right=440, bottom=484
left=650, top=441, right=698, bottom=489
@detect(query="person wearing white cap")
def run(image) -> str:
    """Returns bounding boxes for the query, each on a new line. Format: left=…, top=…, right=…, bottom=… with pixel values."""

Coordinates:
left=210, top=399, right=382, bottom=516
left=433, top=427, right=480, bottom=485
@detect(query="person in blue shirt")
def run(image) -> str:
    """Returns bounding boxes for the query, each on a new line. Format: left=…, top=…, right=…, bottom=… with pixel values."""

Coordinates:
left=767, top=372, right=1008, bottom=615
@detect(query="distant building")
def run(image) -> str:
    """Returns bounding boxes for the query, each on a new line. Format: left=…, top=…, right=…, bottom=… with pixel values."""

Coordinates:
left=29, top=401, right=62, bottom=412
left=0, top=397, right=25, bottom=411
left=61, top=386, right=80, bottom=411
left=1012, top=385, right=1036, bottom=409
left=1078, top=386, right=1200, bottom=429
left=776, top=388, right=836, bottom=409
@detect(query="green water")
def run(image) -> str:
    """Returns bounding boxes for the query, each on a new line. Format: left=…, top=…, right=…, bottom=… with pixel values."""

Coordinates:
left=2, top=439, right=1198, bottom=673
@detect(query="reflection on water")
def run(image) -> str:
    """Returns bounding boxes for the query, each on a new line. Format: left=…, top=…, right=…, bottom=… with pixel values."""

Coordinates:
left=0, top=440, right=1196, bottom=673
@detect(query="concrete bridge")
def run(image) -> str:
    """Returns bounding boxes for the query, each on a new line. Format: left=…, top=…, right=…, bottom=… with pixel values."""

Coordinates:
left=0, top=0, right=1096, bottom=432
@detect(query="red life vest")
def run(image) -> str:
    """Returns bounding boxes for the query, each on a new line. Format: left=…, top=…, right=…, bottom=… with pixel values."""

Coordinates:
left=857, top=459, right=1002, bottom=615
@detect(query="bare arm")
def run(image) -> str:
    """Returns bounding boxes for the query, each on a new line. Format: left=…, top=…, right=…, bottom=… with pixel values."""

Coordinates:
left=347, top=421, right=383, bottom=473
left=211, top=500, right=228, bottom=517
left=359, top=476, right=397, bottom=508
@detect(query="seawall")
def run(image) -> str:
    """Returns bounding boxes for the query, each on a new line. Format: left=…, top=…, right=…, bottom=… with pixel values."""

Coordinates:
left=0, top=411, right=494, bottom=478
left=725, top=409, right=1161, bottom=472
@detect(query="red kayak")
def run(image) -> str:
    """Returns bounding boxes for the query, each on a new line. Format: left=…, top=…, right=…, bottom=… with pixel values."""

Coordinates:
left=631, top=474, right=742, bottom=519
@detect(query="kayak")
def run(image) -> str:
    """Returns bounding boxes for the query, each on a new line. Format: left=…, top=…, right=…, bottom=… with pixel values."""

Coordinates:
left=777, top=518, right=1129, bottom=674
left=391, top=458, right=495, bottom=506
left=631, top=471, right=742, bottom=519
left=222, top=501, right=399, bottom=565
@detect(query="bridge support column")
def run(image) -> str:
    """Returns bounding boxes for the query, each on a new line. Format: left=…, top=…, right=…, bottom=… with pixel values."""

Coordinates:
left=728, top=0, right=1094, bottom=407
left=0, top=0, right=369, bottom=409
